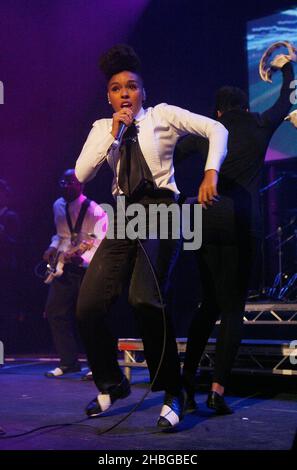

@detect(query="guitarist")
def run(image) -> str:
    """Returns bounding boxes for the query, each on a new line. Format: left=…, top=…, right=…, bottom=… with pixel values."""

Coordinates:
left=43, top=169, right=108, bottom=378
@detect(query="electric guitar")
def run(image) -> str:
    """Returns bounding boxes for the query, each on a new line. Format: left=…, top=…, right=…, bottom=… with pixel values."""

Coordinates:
left=44, top=239, right=94, bottom=284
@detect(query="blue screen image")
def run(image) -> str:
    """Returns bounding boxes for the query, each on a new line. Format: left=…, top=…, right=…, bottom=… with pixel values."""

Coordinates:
left=247, top=8, right=297, bottom=160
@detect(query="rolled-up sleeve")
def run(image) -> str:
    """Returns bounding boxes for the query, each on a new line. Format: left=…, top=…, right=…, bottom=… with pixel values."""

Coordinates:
left=49, top=202, right=61, bottom=248
left=80, top=202, right=108, bottom=267
left=49, top=234, right=61, bottom=249
left=75, top=119, right=115, bottom=183
left=157, top=103, right=229, bottom=172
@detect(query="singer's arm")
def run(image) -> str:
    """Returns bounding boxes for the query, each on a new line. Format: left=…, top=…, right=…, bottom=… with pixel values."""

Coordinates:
left=157, top=104, right=228, bottom=172
left=75, top=119, right=115, bottom=183
left=157, top=104, right=228, bottom=204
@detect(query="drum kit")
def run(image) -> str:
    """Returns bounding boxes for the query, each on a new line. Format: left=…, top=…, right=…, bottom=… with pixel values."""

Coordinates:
left=265, top=207, right=297, bottom=301
left=258, top=41, right=297, bottom=301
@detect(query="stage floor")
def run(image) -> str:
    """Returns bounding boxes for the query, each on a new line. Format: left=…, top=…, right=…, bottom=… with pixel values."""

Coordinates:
left=0, top=359, right=296, bottom=451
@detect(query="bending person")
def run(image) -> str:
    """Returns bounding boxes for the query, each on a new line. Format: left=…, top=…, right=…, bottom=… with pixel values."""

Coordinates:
left=178, top=54, right=295, bottom=414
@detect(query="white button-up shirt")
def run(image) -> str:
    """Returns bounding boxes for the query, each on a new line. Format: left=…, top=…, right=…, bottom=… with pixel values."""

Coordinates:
left=49, top=194, right=108, bottom=267
left=75, top=103, right=228, bottom=196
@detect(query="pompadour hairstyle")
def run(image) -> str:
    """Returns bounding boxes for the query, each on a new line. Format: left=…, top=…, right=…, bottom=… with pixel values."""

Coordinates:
left=99, top=44, right=142, bottom=81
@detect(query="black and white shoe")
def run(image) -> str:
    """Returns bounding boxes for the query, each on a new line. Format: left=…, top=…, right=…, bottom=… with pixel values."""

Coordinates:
left=85, top=376, right=131, bottom=418
left=45, top=364, right=81, bottom=378
left=157, top=391, right=185, bottom=429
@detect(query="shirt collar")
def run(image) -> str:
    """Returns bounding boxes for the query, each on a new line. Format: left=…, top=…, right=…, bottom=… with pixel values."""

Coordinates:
left=63, top=194, right=86, bottom=206
left=134, top=107, right=147, bottom=123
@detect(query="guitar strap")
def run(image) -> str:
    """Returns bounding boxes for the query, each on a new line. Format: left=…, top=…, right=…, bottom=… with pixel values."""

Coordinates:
left=65, top=198, right=91, bottom=245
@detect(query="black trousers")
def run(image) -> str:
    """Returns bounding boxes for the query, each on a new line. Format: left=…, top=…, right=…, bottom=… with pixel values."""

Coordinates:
left=45, top=265, right=84, bottom=368
left=76, top=196, right=182, bottom=395
left=184, top=236, right=260, bottom=387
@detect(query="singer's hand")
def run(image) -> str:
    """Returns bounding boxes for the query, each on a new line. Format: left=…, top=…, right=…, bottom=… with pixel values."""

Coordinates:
left=198, top=169, right=219, bottom=209
left=111, top=109, right=134, bottom=138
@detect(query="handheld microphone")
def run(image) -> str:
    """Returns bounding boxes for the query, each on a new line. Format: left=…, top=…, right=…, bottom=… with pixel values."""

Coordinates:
left=112, top=122, right=127, bottom=149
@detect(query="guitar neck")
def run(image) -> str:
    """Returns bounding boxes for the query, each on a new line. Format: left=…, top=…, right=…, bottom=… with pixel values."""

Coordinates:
left=62, top=240, right=93, bottom=258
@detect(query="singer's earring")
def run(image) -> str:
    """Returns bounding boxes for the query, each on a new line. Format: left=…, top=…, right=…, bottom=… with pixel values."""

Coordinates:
left=107, top=95, right=111, bottom=105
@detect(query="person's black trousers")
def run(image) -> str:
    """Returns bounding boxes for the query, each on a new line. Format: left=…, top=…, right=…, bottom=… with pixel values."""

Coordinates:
left=76, top=195, right=182, bottom=395
left=45, top=265, right=84, bottom=368
left=184, top=236, right=260, bottom=386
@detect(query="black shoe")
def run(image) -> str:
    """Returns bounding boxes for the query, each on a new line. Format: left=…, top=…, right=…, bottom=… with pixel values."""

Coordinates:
left=206, top=391, right=233, bottom=415
left=85, top=376, right=131, bottom=418
left=81, top=370, right=93, bottom=381
left=157, top=391, right=185, bottom=429
left=45, top=364, right=81, bottom=378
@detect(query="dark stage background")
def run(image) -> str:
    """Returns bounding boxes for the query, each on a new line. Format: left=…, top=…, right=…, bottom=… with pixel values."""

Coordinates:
left=0, top=0, right=296, bottom=353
